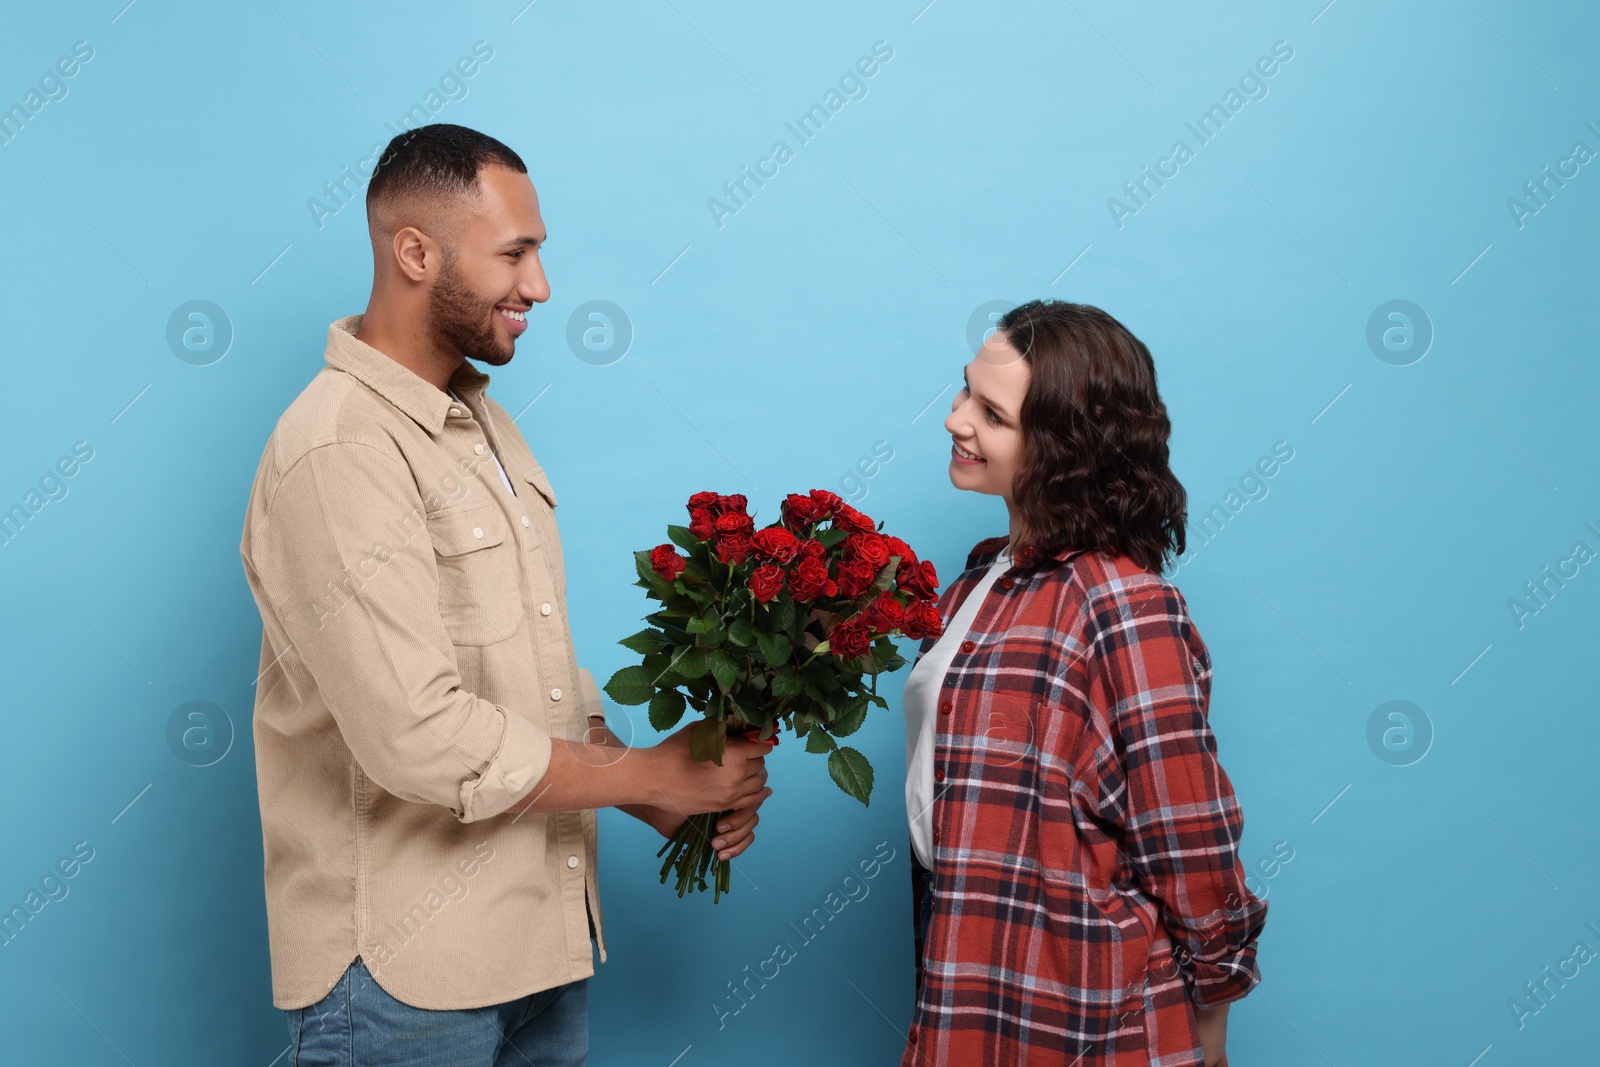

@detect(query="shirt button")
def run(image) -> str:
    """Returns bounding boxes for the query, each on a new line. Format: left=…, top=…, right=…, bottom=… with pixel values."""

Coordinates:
left=999, top=578, right=1014, bottom=591
left=932, top=827, right=941, bottom=845
left=566, top=855, right=579, bottom=869
left=472, top=526, right=484, bottom=539
left=474, top=443, right=486, bottom=456
left=938, top=699, right=952, bottom=715
left=521, top=516, right=531, bottom=527
left=448, top=407, right=461, bottom=417
left=550, top=688, right=562, bottom=700
left=934, top=767, right=945, bottom=782
left=540, top=603, right=552, bottom=616
left=960, top=640, right=975, bottom=653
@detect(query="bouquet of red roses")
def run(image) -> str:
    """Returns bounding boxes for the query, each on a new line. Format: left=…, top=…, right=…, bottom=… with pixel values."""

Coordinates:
left=604, top=489, right=942, bottom=900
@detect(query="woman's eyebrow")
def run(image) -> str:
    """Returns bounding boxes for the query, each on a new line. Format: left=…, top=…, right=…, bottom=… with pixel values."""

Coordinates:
left=962, top=369, right=1010, bottom=419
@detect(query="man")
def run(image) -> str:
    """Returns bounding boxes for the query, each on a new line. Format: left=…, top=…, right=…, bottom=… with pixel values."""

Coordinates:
left=239, top=123, right=772, bottom=1065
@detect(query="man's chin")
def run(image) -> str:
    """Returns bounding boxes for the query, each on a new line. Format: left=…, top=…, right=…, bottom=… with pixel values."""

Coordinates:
left=466, top=344, right=515, bottom=368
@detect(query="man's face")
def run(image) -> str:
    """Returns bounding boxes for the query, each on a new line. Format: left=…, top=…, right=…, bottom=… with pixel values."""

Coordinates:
left=426, top=164, right=550, bottom=367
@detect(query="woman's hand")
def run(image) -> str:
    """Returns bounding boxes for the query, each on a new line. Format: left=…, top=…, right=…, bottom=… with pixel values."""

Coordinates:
left=1195, top=1002, right=1229, bottom=1066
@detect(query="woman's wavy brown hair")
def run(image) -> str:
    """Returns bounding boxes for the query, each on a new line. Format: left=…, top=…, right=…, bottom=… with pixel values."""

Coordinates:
left=999, top=299, right=1186, bottom=574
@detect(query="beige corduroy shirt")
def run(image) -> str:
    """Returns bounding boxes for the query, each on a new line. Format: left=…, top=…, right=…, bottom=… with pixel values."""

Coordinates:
left=239, top=314, right=606, bottom=1011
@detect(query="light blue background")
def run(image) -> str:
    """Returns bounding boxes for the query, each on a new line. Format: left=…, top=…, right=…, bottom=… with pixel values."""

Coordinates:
left=1, top=0, right=1595, bottom=1063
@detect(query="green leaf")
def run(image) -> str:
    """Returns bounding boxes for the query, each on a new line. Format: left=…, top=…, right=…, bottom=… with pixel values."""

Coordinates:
left=756, top=632, right=791, bottom=666
left=771, top=597, right=796, bottom=633
left=811, top=640, right=831, bottom=656
left=689, top=717, right=727, bottom=766
left=708, top=650, right=739, bottom=690
left=871, top=560, right=898, bottom=592
left=828, top=746, right=874, bottom=805
left=634, top=550, right=672, bottom=590
left=685, top=611, right=714, bottom=634
left=831, top=695, right=870, bottom=737
left=603, top=665, right=655, bottom=706
left=649, top=689, right=687, bottom=731
left=728, top=618, right=758, bottom=647
left=815, top=528, right=849, bottom=549
left=803, top=661, right=843, bottom=693
left=673, top=646, right=711, bottom=679
left=666, top=524, right=701, bottom=553
left=771, top=669, right=803, bottom=699
left=618, top=628, right=669, bottom=656
left=806, top=727, right=837, bottom=753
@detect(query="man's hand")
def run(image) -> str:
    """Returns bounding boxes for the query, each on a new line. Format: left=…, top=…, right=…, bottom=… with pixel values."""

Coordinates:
left=644, top=721, right=771, bottom=817
left=588, top=716, right=774, bottom=859
left=1195, top=1002, right=1229, bottom=1066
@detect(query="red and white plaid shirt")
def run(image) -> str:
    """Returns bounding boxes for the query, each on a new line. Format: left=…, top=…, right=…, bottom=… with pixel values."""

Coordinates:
left=905, top=536, right=1267, bottom=1066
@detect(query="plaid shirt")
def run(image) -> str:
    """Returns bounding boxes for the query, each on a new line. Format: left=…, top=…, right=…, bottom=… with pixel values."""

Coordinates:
left=904, top=536, right=1267, bottom=1066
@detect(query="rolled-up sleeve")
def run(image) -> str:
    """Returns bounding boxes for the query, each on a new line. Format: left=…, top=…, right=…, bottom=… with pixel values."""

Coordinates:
left=1085, top=579, right=1267, bottom=1008
left=250, top=439, right=552, bottom=823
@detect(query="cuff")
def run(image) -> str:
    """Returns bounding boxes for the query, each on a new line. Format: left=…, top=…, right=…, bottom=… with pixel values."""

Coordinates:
left=577, top=667, right=606, bottom=723
left=1185, top=945, right=1263, bottom=1009
left=456, top=702, right=554, bottom=823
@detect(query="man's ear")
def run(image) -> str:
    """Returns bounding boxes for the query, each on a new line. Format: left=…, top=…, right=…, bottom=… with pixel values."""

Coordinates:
left=392, top=226, right=436, bottom=283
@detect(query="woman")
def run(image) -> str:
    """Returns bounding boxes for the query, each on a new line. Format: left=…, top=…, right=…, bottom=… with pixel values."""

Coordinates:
left=901, top=299, right=1266, bottom=1066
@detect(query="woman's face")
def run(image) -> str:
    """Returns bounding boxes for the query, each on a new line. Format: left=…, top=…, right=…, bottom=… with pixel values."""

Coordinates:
left=944, top=330, right=1030, bottom=503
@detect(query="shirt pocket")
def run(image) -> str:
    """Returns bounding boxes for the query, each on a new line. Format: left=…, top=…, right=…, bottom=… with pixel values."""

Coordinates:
left=426, top=503, right=524, bottom=646
left=518, top=469, right=565, bottom=600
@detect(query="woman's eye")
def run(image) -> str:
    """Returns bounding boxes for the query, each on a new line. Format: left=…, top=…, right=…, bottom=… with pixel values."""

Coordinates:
left=986, top=408, right=1001, bottom=425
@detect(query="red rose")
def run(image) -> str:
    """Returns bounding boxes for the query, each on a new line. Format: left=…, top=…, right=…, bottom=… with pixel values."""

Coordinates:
left=687, top=491, right=720, bottom=511
left=828, top=615, right=872, bottom=661
left=749, top=563, right=785, bottom=603
left=789, top=556, right=837, bottom=602
left=714, top=511, right=754, bottom=536
left=902, top=599, right=943, bottom=640
left=843, top=532, right=890, bottom=570
left=650, top=544, right=688, bottom=581
left=882, top=535, right=916, bottom=567
left=834, top=558, right=878, bottom=599
left=808, top=489, right=843, bottom=517
left=781, top=493, right=823, bottom=532
left=832, top=504, right=876, bottom=534
left=714, top=532, right=752, bottom=565
left=716, top=493, right=748, bottom=515
left=864, top=591, right=906, bottom=634
left=750, top=526, right=801, bottom=564
left=897, top=558, right=939, bottom=599
left=688, top=506, right=717, bottom=541
left=796, top=538, right=826, bottom=561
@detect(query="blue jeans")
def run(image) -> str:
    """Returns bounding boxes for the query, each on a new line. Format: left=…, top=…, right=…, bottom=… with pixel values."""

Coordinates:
left=284, top=957, right=588, bottom=1066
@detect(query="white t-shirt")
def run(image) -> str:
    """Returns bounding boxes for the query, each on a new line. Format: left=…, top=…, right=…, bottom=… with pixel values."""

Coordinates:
left=447, top=386, right=516, bottom=495
left=902, top=543, right=1012, bottom=870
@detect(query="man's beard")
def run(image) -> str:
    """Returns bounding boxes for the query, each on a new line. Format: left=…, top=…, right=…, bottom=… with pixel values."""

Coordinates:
left=427, top=252, right=512, bottom=367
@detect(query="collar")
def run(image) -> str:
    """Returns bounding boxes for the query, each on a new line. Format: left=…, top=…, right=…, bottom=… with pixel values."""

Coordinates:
left=966, top=534, right=1085, bottom=576
left=324, top=314, right=493, bottom=436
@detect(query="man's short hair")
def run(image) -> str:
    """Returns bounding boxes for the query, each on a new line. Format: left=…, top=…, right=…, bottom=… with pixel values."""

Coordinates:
left=365, top=123, right=526, bottom=228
